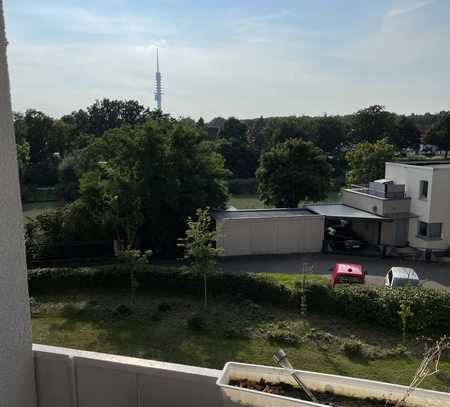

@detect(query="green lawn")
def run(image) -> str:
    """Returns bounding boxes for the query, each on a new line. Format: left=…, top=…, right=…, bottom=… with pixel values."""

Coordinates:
left=228, top=191, right=342, bottom=210
left=31, top=292, right=450, bottom=391
left=261, top=273, right=329, bottom=289
left=23, top=201, right=64, bottom=221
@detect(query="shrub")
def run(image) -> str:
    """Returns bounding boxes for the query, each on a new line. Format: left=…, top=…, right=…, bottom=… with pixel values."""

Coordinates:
left=27, top=265, right=450, bottom=333
left=267, top=329, right=300, bottom=346
left=157, top=302, right=172, bottom=312
left=187, top=312, right=206, bottom=331
left=112, top=304, right=133, bottom=318
left=342, top=338, right=364, bottom=357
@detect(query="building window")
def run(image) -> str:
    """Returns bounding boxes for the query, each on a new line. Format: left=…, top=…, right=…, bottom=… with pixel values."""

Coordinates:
left=419, top=180, right=428, bottom=199
left=417, top=221, right=442, bottom=239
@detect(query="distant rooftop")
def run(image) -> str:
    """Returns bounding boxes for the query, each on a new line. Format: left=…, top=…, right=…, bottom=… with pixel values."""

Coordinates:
left=306, top=204, right=390, bottom=221
left=214, top=208, right=317, bottom=220
left=388, top=160, right=450, bottom=169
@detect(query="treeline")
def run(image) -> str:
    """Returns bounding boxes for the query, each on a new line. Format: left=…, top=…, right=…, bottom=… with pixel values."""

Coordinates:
left=16, top=100, right=450, bottom=258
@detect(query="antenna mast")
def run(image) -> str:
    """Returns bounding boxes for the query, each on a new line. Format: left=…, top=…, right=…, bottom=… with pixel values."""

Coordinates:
left=154, top=48, right=162, bottom=111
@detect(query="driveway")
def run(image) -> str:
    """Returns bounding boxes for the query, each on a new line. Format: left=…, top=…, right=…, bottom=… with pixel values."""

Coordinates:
left=218, top=253, right=450, bottom=290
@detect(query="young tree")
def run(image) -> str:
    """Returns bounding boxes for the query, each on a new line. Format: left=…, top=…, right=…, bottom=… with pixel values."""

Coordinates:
left=346, top=138, right=395, bottom=185
left=425, top=112, right=450, bottom=158
left=178, top=208, right=220, bottom=309
left=256, top=139, right=332, bottom=207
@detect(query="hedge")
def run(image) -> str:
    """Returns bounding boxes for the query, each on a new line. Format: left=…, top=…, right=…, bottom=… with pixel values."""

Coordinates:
left=28, top=265, right=450, bottom=333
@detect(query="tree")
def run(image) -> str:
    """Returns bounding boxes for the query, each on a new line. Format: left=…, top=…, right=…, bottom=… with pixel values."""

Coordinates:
left=346, top=138, right=395, bottom=185
left=178, top=208, right=220, bottom=309
left=425, top=112, right=450, bottom=158
left=219, top=117, right=248, bottom=142
left=313, top=116, right=346, bottom=156
left=391, top=116, right=421, bottom=151
left=256, top=139, right=332, bottom=207
left=349, top=105, right=396, bottom=143
left=217, top=117, right=257, bottom=178
left=85, top=99, right=151, bottom=137
left=16, top=138, right=30, bottom=180
left=75, top=117, right=230, bottom=257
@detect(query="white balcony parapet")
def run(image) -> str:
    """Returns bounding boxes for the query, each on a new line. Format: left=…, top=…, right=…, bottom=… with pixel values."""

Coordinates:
left=33, top=344, right=222, bottom=407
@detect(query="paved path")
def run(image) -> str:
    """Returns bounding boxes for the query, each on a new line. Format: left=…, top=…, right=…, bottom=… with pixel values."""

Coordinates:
left=218, top=253, right=450, bottom=290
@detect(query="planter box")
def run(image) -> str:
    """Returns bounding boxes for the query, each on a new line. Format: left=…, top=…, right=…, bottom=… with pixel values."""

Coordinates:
left=217, top=362, right=450, bottom=407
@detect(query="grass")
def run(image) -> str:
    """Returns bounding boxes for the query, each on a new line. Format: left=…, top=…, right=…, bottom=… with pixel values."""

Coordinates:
left=31, top=291, right=450, bottom=391
left=23, top=201, right=64, bottom=221
left=261, top=273, right=329, bottom=290
left=228, top=191, right=342, bottom=210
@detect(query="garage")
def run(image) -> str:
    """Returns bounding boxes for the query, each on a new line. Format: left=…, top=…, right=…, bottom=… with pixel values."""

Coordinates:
left=214, top=209, right=325, bottom=256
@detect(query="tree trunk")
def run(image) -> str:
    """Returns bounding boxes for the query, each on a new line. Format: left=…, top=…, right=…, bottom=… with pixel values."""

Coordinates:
left=203, top=272, right=208, bottom=309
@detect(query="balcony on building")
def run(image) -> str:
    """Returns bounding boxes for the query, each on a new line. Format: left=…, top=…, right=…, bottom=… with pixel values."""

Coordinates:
left=343, top=179, right=411, bottom=217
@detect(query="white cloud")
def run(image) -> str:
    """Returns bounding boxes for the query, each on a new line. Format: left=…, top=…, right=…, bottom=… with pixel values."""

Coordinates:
left=387, top=0, right=434, bottom=18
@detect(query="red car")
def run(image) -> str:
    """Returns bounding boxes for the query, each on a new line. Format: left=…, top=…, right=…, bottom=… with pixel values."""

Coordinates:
left=331, top=263, right=366, bottom=288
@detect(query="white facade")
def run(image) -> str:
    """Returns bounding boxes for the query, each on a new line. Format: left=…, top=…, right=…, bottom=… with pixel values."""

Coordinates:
left=216, top=210, right=325, bottom=256
left=0, top=1, right=37, bottom=404
left=386, top=162, right=450, bottom=251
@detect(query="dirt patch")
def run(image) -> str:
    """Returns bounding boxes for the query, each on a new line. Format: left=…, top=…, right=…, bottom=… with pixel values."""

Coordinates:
left=229, top=378, right=393, bottom=407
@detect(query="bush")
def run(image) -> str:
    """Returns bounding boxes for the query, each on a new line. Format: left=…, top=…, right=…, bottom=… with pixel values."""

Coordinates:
left=157, top=302, right=171, bottom=312
left=28, top=265, right=450, bottom=333
left=112, top=304, right=133, bottom=318
left=187, top=312, right=206, bottom=331
left=342, top=338, right=364, bottom=357
left=267, top=329, right=300, bottom=346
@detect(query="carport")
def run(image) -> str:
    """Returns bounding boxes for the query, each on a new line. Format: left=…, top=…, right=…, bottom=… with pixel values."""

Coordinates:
left=306, top=204, right=393, bottom=253
left=214, top=209, right=325, bottom=256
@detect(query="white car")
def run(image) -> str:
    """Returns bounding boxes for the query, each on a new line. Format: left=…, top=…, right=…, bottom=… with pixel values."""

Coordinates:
left=384, top=267, right=419, bottom=288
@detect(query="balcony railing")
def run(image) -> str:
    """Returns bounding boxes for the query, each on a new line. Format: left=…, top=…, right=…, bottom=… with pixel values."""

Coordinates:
left=33, top=344, right=222, bottom=407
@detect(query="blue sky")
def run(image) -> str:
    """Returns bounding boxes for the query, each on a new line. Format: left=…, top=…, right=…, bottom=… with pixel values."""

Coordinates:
left=5, top=0, right=450, bottom=119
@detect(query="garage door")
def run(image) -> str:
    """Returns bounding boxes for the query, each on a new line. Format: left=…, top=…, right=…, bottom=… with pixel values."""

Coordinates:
left=218, top=215, right=324, bottom=256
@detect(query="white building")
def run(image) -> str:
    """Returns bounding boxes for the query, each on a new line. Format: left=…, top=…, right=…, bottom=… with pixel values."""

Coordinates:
left=341, top=161, right=450, bottom=254
left=385, top=161, right=450, bottom=252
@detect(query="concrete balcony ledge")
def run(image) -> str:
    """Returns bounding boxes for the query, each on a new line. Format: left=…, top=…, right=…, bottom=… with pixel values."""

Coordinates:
left=33, top=344, right=222, bottom=407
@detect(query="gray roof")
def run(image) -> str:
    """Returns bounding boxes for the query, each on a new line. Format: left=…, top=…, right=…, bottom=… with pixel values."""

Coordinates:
left=214, top=208, right=318, bottom=220
left=306, top=204, right=391, bottom=221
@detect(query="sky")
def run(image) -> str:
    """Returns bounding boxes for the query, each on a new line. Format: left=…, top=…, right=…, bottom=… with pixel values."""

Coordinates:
left=4, top=0, right=450, bottom=120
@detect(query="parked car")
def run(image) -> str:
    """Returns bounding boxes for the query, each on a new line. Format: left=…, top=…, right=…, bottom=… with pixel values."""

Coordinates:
left=384, top=267, right=419, bottom=288
left=326, top=224, right=367, bottom=251
left=331, top=263, right=366, bottom=288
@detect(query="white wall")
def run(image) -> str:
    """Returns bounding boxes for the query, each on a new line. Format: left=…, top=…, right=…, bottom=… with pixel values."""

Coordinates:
left=217, top=215, right=324, bottom=256
left=33, top=345, right=223, bottom=407
left=0, top=1, right=37, bottom=405
left=386, top=163, right=450, bottom=250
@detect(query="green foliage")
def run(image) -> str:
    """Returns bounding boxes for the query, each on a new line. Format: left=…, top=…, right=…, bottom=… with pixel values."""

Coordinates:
left=187, top=312, right=206, bottom=331
left=28, top=266, right=450, bottom=334
left=342, top=338, right=364, bottom=357
left=256, top=138, right=332, bottom=207
left=398, top=300, right=414, bottom=343
left=391, top=116, right=421, bottom=151
left=346, top=138, right=395, bottom=185
left=425, top=112, right=450, bottom=157
left=178, top=208, right=221, bottom=308
left=349, top=105, right=396, bottom=143
left=217, top=117, right=257, bottom=178
left=73, top=118, right=230, bottom=257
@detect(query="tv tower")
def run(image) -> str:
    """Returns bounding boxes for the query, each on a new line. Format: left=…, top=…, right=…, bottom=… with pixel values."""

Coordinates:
left=154, top=48, right=163, bottom=111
